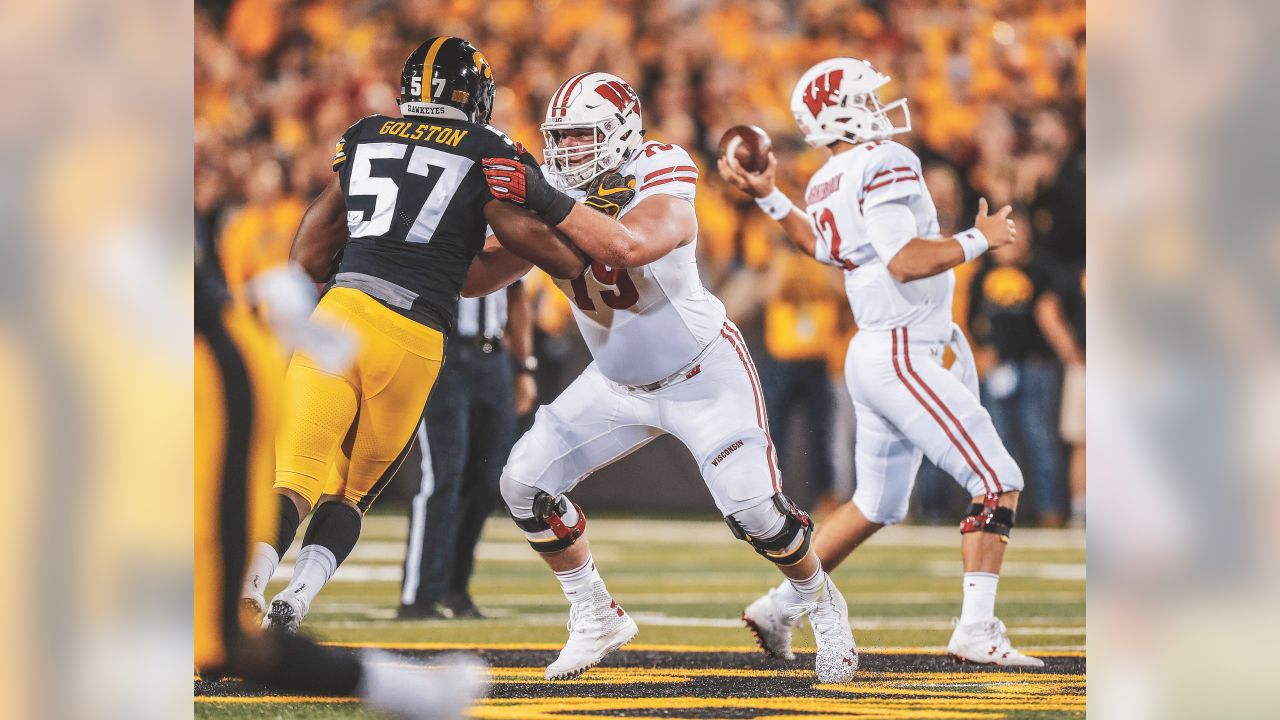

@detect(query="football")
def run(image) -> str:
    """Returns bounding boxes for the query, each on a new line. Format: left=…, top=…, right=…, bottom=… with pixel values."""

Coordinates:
left=718, top=125, right=772, bottom=174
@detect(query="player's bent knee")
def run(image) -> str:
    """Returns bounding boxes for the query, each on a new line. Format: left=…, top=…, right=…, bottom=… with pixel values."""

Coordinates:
left=724, top=493, right=813, bottom=566
left=959, top=492, right=1017, bottom=541
left=851, top=490, right=909, bottom=526
left=504, top=483, right=587, bottom=554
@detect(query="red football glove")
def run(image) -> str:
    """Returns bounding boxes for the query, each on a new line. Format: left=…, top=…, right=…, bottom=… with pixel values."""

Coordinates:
left=482, top=156, right=576, bottom=224
left=482, top=157, right=528, bottom=204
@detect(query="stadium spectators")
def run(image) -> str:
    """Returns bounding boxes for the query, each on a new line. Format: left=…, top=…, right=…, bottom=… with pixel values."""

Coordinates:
left=196, top=0, right=1086, bottom=525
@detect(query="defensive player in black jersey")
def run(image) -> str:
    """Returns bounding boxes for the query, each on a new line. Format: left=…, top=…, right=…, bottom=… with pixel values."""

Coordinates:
left=239, top=36, right=585, bottom=633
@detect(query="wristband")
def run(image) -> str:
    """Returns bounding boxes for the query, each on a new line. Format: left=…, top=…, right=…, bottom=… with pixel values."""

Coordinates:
left=522, top=167, right=577, bottom=225
left=955, top=227, right=989, bottom=262
left=754, top=187, right=792, bottom=220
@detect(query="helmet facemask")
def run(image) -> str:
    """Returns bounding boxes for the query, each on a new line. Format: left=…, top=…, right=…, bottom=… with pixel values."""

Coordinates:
left=542, top=115, right=629, bottom=189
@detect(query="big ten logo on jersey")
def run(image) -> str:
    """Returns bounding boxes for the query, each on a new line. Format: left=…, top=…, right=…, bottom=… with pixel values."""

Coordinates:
left=569, top=262, right=639, bottom=311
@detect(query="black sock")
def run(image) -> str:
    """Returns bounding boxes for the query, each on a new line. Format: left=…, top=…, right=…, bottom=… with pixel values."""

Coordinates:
left=302, top=501, right=363, bottom=565
left=272, top=493, right=302, bottom=558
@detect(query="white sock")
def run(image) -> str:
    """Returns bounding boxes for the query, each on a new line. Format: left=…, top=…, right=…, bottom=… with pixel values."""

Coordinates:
left=774, top=577, right=804, bottom=612
left=960, top=572, right=999, bottom=625
left=787, top=565, right=829, bottom=603
left=283, top=544, right=338, bottom=610
left=242, top=542, right=279, bottom=598
left=554, top=554, right=602, bottom=604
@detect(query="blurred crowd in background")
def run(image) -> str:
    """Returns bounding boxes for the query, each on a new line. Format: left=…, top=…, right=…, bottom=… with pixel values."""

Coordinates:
left=196, top=0, right=1085, bottom=526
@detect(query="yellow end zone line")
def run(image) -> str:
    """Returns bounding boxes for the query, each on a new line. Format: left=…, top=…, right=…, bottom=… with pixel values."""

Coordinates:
left=321, top=641, right=1085, bottom=657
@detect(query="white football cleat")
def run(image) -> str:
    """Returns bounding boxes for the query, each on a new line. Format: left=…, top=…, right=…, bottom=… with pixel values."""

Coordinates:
left=263, top=591, right=308, bottom=634
left=545, top=581, right=639, bottom=680
left=743, top=588, right=800, bottom=660
left=947, top=617, right=1046, bottom=668
left=359, top=651, right=489, bottom=720
left=796, top=579, right=858, bottom=683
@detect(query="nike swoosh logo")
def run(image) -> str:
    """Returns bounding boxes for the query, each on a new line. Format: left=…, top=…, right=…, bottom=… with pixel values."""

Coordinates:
left=597, top=186, right=633, bottom=196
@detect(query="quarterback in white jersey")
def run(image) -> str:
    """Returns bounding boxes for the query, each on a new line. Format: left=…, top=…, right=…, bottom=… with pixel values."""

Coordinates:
left=480, top=72, right=857, bottom=684
left=719, top=58, right=1043, bottom=667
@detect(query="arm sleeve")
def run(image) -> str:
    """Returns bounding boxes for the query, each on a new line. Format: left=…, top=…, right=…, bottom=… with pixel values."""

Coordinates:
left=864, top=198, right=917, bottom=263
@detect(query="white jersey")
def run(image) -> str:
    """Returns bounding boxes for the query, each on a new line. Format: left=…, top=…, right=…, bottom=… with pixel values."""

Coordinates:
left=545, top=141, right=727, bottom=386
left=804, top=140, right=954, bottom=342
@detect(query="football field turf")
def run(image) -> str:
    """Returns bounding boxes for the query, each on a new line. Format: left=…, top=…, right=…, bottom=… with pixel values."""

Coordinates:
left=196, top=513, right=1085, bottom=718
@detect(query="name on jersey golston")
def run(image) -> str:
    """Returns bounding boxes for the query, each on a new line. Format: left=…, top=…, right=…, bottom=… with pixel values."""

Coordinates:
left=377, top=119, right=470, bottom=148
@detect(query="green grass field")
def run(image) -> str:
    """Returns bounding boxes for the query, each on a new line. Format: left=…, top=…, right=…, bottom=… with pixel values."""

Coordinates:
left=196, top=512, right=1085, bottom=719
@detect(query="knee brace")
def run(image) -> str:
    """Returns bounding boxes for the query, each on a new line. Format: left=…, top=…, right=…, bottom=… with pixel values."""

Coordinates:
left=960, top=493, right=1016, bottom=542
left=725, top=493, right=813, bottom=566
left=510, top=491, right=586, bottom=554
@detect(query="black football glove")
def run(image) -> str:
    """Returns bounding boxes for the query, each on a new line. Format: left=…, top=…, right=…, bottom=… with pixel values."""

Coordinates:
left=482, top=157, right=576, bottom=225
left=583, top=172, right=637, bottom=218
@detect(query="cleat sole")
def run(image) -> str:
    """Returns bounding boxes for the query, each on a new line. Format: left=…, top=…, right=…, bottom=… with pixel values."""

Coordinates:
left=742, top=614, right=794, bottom=661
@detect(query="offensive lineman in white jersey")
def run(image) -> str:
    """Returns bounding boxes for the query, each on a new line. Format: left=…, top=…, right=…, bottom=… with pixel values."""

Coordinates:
left=479, top=72, right=857, bottom=683
left=718, top=58, right=1044, bottom=667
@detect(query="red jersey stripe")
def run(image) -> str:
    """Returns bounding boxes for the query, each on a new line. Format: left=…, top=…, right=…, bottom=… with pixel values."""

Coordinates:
left=643, top=165, right=699, bottom=182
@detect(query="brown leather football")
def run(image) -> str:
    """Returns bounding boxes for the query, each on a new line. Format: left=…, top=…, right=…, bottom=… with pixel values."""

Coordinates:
left=718, top=125, right=772, bottom=174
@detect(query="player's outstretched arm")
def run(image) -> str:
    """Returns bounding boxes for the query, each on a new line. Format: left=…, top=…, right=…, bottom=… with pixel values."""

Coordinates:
left=558, top=190, right=695, bottom=268
left=481, top=158, right=693, bottom=268
left=717, top=152, right=818, bottom=257
left=289, top=176, right=349, bottom=282
left=882, top=198, right=1017, bottom=282
left=478, top=200, right=587, bottom=285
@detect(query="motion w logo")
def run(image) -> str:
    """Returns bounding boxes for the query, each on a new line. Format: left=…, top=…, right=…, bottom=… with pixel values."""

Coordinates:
left=802, top=68, right=844, bottom=117
left=595, top=80, right=639, bottom=114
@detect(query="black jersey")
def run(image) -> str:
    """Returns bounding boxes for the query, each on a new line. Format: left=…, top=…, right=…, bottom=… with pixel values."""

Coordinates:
left=330, top=114, right=522, bottom=335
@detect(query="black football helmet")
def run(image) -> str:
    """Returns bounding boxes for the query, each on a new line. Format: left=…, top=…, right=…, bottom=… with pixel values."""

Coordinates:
left=399, top=36, right=495, bottom=124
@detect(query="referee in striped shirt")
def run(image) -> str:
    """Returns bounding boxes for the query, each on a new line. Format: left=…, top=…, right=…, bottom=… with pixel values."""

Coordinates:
left=399, top=281, right=537, bottom=618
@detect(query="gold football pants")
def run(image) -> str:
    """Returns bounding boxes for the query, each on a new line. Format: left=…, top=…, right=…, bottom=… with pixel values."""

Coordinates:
left=273, top=287, right=444, bottom=511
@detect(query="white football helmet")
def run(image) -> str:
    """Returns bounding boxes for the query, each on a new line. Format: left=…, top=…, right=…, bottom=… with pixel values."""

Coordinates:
left=790, top=58, right=910, bottom=148
left=541, top=72, right=644, bottom=189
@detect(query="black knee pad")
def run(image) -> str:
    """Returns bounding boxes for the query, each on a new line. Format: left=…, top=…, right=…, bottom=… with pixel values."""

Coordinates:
left=510, top=491, right=586, bottom=554
left=960, top=493, right=1016, bottom=541
left=725, top=493, right=813, bottom=566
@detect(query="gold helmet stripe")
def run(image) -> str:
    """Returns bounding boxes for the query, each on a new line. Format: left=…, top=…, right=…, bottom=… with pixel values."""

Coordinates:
left=422, top=36, right=450, bottom=100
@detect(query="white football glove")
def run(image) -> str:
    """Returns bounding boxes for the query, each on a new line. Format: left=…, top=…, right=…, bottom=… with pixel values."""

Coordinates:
left=247, top=265, right=357, bottom=374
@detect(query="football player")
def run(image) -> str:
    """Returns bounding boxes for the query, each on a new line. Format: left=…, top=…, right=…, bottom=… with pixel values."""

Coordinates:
left=195, top=252, right=487, bottom=718
left=238, top=36, right=586, bottom=633
left=480, top=72, right=858, bottom=683
left=718, top=58, right=1043, bottom=667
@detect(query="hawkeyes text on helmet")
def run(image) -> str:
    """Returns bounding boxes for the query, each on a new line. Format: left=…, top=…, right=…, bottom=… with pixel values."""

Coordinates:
left=400, top=36, right=496, bottom=124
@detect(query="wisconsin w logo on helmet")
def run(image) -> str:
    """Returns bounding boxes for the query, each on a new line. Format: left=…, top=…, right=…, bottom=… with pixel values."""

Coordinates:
left=802, top=68, right=844, bottom=118
left=595, top=80, right=640, bottom=115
